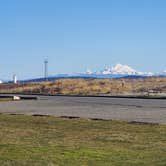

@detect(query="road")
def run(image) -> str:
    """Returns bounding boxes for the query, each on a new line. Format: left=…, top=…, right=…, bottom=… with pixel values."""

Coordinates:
left=0, top=95, right=166, bottom=124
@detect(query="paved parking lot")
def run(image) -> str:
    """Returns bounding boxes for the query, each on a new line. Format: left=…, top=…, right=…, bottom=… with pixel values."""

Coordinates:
left=0, top=95, right=166, bottom=124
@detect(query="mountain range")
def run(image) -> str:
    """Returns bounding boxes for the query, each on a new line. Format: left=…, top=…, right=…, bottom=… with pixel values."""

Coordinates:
left=85, top=64, right=154, bottom=76
left=3, top=64, right=166, bottom=83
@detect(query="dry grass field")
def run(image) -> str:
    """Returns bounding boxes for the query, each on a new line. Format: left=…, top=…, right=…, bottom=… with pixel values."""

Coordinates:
left=0, top=77, right=166, bottom=96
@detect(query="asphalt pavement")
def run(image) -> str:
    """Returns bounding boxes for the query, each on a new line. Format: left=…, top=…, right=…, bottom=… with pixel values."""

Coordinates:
left=0, top=95, right=166, bottom=124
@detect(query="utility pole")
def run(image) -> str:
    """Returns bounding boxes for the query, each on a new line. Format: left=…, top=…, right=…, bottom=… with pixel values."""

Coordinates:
left=44, top=59, right=48, bottom=81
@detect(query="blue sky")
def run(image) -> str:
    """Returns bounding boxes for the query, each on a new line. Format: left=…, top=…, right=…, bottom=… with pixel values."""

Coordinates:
left=0, top=0, right=166, bottom=79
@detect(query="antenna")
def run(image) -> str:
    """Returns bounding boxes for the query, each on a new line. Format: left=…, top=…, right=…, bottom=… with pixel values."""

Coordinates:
left=44, top=59, right=48, bottom=81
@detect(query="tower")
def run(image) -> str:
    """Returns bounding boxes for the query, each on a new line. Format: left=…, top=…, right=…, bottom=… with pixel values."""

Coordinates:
left=13, top=74, right=17, bottom=84
left=44, top=59, right=48, bottom=81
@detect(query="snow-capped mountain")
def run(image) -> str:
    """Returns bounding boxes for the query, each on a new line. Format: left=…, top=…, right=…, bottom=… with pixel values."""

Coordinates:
left=4, top=64, right=166, bottom=83
left=159, top=70, right=166, bottom=76
left=102, top=64, right=140, bottom=75
left=85, top=69, right=93, bottom=75
left=86, top=64, right=152, bottom=76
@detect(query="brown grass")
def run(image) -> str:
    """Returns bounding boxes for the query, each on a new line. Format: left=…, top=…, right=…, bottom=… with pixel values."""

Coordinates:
left=0, top=77, right=166, bottom=96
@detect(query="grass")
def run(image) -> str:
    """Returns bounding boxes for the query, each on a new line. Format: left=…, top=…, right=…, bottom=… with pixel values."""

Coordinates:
left=0, top=114, right=165, bottom=166
left=1, top=77, right=166, bottom=95
left=0, top=98, right=12, bottom=102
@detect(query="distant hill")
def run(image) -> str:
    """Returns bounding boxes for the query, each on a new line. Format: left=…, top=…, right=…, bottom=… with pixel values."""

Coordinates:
left=17, top=74, right=149, bottom=83
left=1, top=77, right=166, bottom=96
left=5, top=63, right=166, bottom=83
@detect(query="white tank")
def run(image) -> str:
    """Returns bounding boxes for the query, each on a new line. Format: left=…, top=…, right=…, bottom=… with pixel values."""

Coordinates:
left=13, top=74, right=17, bottom=84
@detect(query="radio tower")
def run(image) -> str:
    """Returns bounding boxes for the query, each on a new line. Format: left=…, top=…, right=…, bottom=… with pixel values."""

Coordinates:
left=44, top=59, right=48, bottom=81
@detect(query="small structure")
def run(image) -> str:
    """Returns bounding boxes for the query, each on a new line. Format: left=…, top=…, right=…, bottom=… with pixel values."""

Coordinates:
left=44, top=59, right=48, bottom=81
left=13, top=96, right=21, bottom=101
left=13, top=74, right=17, bottom=84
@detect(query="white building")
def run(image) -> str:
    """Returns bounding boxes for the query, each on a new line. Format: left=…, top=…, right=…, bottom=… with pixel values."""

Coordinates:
left=13, top=74, right=17, bottom=84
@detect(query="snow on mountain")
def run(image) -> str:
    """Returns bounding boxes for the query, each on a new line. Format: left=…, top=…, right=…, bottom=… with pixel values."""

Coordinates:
left=85, top=69, right=93, bottom=74
left=143, top=72, right=154, bottom=76
left=108, top=64, right=139, bottom=75
left=85, top=64, right=154, bottom=76
left=101, top=64, right=142, bottom=75
left=160, top=70, right=166, bottom=75
left=102, top=67, right=112, bottom=75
